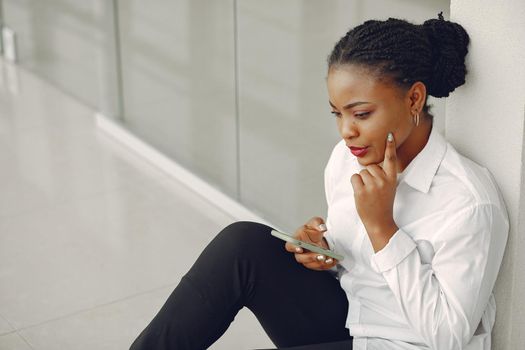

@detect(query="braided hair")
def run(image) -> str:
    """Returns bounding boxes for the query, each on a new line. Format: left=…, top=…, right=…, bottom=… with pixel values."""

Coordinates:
left=328, top=12, right=470, bottom=116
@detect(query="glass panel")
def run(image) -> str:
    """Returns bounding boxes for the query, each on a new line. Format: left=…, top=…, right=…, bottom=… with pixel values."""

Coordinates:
left=237, top=0, right=450, bottom=231
left=1, top=0, right=449, bottom=229
left=0, top=1, right=4, bottom=54
left=117, top=0, right=238, bottom=197
left=2, top=0, right=121, bottom=117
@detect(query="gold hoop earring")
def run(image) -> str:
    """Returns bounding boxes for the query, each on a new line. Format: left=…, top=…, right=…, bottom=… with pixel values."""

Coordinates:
left=412, top=112, right=420, bottom=127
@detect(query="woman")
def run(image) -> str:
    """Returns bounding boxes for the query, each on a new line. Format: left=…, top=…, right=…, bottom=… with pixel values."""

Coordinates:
left=130, top=14, right=508, bottom=350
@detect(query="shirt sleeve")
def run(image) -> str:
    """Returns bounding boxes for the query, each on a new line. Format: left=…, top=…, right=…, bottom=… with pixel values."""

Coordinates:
left=323, top=145, right=339, bottom=274
left=370, top=203, right=508, bottom=349
left=322, top=149, right=336, bottom=251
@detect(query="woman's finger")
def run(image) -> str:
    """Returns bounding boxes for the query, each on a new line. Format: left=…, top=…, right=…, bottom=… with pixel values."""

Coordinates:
left=294, top=252, right=337, bottom=266
left=303, top=227, right=326, bottom=245
left=294, top=252, right=318, bottom=264
left=366, top=164, right=386, bottom=179
left=294, top=252, right=329, bottom=264
left=302, top=256, right=339, bottom=270
left=350, top=173, right=364, bottom=192
left=382, top=131, right=398, bottom=180
left=359, top=169, right=374, bottom=186
left=285, top=242, right=303, bottom=253
left=306, top=217, right=327, bottom=231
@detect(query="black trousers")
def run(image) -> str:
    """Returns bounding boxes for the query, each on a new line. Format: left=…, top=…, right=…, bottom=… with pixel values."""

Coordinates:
left=130, top=221, right=353, bottom=349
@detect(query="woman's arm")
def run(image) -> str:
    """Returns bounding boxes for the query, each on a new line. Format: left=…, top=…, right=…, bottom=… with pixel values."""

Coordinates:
left=371, top=203, right=508, bottom=349
left=347, top=133, right=508, bottom=347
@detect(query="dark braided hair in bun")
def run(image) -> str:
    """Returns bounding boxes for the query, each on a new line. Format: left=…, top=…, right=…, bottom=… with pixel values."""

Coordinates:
left=422, top=13, right=470, bottom=98
left=328, top=12, right=470, bottom=114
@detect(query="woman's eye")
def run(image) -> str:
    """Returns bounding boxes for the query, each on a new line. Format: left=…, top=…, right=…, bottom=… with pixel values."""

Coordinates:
left=330, top=111, right=342, bottom=118
left=354, top=112, right=370, bottom=119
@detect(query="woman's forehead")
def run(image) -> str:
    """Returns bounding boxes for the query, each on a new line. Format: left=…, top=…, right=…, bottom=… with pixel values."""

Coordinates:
left=327, top=66, right=398, bottom=104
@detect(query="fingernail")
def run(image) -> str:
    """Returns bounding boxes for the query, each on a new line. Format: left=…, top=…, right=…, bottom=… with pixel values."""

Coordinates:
left=295, top=247, right=303, bottom=253
left=316, top=255, right=326, bottom=262
left=387, top=132, right=394, bottom=143
left=325, top=258, right=334, bottom=264
left=318, top=224, right=327, bottom=231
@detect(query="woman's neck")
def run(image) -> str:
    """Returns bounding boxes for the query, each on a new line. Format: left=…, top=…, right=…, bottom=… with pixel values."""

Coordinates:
left=396, top=117, right=433, bottom=173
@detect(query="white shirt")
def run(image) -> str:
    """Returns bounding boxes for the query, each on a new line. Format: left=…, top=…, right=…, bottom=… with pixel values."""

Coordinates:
left=323, top=126, right=509, bottom=350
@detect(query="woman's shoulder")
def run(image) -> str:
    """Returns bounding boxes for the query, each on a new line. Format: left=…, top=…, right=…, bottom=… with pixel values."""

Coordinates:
left=438, top=142, right=508, bottom=217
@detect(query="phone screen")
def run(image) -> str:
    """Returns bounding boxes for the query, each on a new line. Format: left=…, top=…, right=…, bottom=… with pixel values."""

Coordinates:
left=271, top=230, right=344, bottom=261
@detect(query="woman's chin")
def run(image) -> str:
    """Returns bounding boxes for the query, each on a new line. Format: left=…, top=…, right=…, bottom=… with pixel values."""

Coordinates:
left=357, top=155, right=376, bottom=166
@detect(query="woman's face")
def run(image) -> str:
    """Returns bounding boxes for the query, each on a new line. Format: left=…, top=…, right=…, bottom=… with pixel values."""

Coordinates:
left=326, top=64, right=415, bottom=168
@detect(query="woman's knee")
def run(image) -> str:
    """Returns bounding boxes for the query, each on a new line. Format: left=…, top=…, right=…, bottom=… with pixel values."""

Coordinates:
left=214, top=221, right=276, bottom=256
left=218, top=221, right=273, bottom=243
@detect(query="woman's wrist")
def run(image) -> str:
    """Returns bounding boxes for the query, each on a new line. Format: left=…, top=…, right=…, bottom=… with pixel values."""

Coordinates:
left=366, top=221, right=399, bottom=253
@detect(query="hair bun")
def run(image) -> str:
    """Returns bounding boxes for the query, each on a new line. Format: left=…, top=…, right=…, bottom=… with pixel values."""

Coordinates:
left=422, top=13, right=470, bottom=97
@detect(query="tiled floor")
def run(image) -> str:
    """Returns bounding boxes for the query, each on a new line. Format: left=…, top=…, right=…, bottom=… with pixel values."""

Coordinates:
left=0, top=59, right=274, bottom=349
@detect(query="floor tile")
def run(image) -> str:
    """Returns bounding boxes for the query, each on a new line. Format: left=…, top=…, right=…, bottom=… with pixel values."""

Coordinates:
left=0, top=58, right=271, bottom=349
left=18, top=285, right=273, bottom=350
left=0, top=60, right=94, bottom=132
left=211, top=309, right=275, bottom=350
left=0, top=332, right=33, bottom=350
left=0, top=196, right=232, bottom=329
left=0, top=131, right=135, bottom=218
left=0, top=314, right=14, bottom=336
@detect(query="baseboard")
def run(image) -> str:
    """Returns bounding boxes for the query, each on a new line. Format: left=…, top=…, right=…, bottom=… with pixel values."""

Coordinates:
left=94, top=113, right=276, bottom=229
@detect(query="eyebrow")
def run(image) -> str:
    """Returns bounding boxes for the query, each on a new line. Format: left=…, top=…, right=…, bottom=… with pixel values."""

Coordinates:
left=329, top=101, right=372, bottom=110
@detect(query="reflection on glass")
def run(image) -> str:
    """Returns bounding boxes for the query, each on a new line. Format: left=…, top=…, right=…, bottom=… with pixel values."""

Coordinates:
left=2, top=0, right=121, bottom=117
left=237, top=0, right=449, bottom=231
left=117, top=0, right=238, bottom=198
left=1, top=0, right=450, bottom=230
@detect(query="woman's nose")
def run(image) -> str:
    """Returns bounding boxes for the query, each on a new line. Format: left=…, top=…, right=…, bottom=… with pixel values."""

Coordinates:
left=340, top=117, right=358, bottom=139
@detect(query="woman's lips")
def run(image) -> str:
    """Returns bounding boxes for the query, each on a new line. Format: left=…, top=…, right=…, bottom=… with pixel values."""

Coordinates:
left=349, top=146, right=369, bottom=157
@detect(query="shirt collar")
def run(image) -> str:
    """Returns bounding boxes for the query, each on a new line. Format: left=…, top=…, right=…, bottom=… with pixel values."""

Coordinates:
left=397, top=125, right=447, bottom=193
left=354, top=125, right=447, bottom=194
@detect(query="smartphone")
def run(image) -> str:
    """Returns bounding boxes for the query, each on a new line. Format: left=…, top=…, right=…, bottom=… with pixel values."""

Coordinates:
left=271, top=229, right=344, bottom=261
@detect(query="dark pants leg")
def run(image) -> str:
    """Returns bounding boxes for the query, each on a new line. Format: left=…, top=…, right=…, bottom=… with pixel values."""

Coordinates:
left=130, top=221, right=352, bottom=349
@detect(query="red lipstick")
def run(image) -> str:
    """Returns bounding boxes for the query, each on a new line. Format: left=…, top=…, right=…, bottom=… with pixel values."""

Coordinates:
left=349, top=146, right=368, bottom=157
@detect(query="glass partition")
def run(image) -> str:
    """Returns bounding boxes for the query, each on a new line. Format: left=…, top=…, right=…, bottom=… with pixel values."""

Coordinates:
left=2, top=0, right=121, bottom=118
left=117, top=0, right=239, bottom=197
left=237, top=0, right=449, bottom=231
left=1, top=0, right=450, bottom=230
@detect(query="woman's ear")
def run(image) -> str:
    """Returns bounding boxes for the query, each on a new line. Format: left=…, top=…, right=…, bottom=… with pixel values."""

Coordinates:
left=408, top=81, right=427, bottom=111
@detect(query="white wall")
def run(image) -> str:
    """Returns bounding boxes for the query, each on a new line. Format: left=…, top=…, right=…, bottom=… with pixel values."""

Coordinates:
left=447, top=1, right=525, bottom=348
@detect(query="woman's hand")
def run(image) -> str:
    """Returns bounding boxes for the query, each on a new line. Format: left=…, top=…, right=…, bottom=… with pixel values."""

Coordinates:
left=284, top=217, right=338, bottom=271
left=350, top=132, right=399, bottom=252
